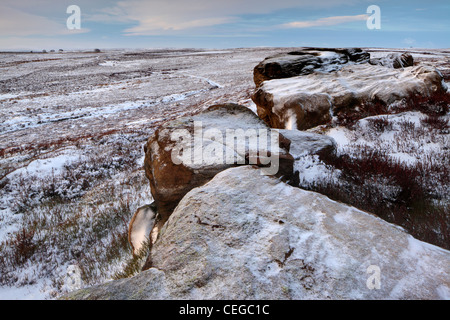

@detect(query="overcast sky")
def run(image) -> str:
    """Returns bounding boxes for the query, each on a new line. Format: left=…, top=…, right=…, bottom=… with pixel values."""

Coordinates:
left=0, top=0, right=448, bottom=50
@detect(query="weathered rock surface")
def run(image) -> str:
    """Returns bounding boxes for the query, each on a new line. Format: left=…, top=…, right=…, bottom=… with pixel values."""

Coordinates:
left=144, top=103, right=295, bottom=228
left=66, top=166, right=450, bottom=300
left=278, top=129, right=337, bottom=160
left=369, top=52, right=414, bottom=69
left=252, top=64, right=446, bottom=129
left=253, top=48, right=370, bottom=87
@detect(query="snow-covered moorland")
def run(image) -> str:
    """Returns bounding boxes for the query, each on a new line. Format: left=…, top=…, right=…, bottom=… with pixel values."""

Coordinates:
left=0, top=47, right=449, bottom=299
left=0, top=47, right=294, bottom=299
left=301, top=108, right=449, bottom=247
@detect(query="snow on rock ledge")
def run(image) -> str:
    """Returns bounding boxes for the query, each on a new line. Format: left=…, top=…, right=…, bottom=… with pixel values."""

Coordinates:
left=278, top=129, right=336, bottom=160
left=253, top=48, right=370, bottom=87
left=143, top=103, right=295, bottom=230
left=252, top=64, right=446, bottom=130
left=66, top=166, right=450, bottom=300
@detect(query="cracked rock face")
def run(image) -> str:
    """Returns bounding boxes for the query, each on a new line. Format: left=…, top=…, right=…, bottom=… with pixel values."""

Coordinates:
left=67, top=166, right=450, bottom=300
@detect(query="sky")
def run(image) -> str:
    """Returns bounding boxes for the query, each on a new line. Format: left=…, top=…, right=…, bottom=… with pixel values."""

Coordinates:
left=0, top=0, right=449, bottom=50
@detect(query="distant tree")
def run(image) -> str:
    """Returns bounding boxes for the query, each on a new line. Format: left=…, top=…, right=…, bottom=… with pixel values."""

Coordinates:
left=50, top=50, right=55, bottom=53
left=42, top=50, right=47, bottom=53
left=94, top=48, right=101, bottom=53
left=59, top=49, right=64, bottom=52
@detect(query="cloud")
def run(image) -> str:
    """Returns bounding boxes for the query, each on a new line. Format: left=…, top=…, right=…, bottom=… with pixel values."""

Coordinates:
left=123, top=16, right=238, bottom=35
left=92, top=0, right=369, bottom=35
left=281, top=14, right=368, bottom=29
left=83, top=5, right=134, bottom=24
left=0, top=5, right=89, bottom=36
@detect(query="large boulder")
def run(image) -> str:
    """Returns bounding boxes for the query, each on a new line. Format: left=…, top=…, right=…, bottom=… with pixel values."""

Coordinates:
left=143, top=103, right=295, bottom=229
left=253, top=48, right=370, bottom=87
left=252, top=64, right=446, bottom=130
left=66, top=166, right=450, bottom=300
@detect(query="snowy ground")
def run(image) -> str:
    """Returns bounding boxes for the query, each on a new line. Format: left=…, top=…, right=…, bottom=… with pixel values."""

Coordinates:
left=0, top=47, right=293, bottom=299
left=300, top=111, right=449, bottom=192
left=0, top=47, right=449, bottom=299
left=298, top=109, right=449, bottom=251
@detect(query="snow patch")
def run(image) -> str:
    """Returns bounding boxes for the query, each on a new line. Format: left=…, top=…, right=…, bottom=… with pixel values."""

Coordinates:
left=7, top=148, right=82, bottom=179
left=0, top=284, right=46, bottom=300
left=99, top=60, right=146, bottom=68
left=0, top=93, right=20, bottom=100
left=325, top=127, right=351, bottom=149
left=436, top=285, right=450, bottom=300
left=182, top=73, right=224, bottom=89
